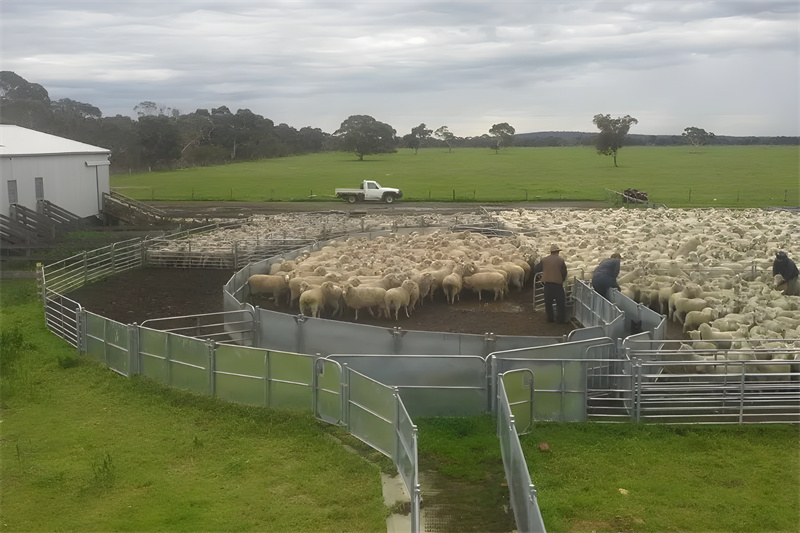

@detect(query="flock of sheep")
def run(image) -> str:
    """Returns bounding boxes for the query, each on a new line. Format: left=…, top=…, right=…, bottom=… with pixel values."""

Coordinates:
left=146, top=210, right=490, bottom=268
left=247, top=228, right=537, bottom=321
left=494, top=207, right=800, bottom=370
left=160, top=205, right=799, bottom=361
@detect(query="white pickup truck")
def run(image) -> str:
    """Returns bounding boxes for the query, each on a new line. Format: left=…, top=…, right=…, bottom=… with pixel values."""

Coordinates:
left=334, top=180, right=403, bottom=204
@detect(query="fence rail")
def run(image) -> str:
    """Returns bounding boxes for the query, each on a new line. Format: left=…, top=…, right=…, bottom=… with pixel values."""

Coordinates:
left=498, top=370, right=546, bottom=533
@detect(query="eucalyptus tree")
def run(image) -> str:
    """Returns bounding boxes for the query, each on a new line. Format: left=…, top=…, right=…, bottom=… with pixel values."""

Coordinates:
left=334, top=115, right=397, bottom=160
left=408, top=123, right=432, bottom=154
left=592, top=114, right=638, bottom=167
left=682, top=126, right=715, bottom=150
left=489, top=122, right=515, bottom=153
left=434, top=125, right=456, bottom=152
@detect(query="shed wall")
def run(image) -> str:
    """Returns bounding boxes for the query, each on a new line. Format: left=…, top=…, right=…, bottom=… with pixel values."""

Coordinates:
left=1, top=153, right=110, bottom=218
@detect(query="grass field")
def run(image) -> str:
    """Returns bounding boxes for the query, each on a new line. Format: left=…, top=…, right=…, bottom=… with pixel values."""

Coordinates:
left=111, top=146, right=800, bottom=207
left=0, top=280, right=388, bottom=532
left=418, top=417, right=800, bottom=533
left=3, top=278, right=800, bottom=532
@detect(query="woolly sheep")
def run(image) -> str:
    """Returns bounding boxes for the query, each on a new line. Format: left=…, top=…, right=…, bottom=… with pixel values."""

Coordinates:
left=342, top=283, right=387, bottom=321
left=683, top=307, right=718, bottom=333
left=248, top=273, right=290, bottom=305
left=462, top=271, right=508, bottom=301
left=384, top=280, right=419, bottom=320
left=698, top=323, right=735, bottom=350
left=319, top=281, right=344, bottom=318
left=298, top=282, right=325, bottom=318
left=441, top=262, right=476, bottom=304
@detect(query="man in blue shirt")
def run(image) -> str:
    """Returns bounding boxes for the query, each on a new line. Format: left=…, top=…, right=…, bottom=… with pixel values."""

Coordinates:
left=592, top=253, right=622, bottom=301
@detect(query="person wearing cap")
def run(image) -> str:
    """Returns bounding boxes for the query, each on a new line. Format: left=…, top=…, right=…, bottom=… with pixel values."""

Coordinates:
left=534, top=243, right=568, bottom=322
left=773, top=251, right=799, bottom=296
left=592, top=252, right=622, bottom=301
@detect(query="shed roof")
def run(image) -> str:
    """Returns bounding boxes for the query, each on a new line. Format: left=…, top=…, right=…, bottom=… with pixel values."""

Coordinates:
left=0, top=125, right=110, bottom=157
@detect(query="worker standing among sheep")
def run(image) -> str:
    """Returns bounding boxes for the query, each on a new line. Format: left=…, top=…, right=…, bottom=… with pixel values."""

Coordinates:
left=773, top=251, right=800, bottom=296
left=535, top=243, right=568, bottom=323
left=592, top=252, right=622, bottom=301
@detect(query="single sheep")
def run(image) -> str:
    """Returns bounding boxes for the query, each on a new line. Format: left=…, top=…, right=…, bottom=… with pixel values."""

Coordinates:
left=298, top=282, right=325, bottom=318
left=342, top=283, right=387, bottom=321
left=248, top=273, right=290, bottom=305
left=384, top=280, right=418, bottom=320
left=462, top=271, right=508, bottom=301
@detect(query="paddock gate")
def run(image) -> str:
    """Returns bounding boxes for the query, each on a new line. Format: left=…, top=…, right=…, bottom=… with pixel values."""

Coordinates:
left=38, top=228, right=800, bottom=533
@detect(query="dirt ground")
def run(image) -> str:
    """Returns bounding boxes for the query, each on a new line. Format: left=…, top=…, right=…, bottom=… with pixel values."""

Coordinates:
left=67, top=267, right=576, bottom=337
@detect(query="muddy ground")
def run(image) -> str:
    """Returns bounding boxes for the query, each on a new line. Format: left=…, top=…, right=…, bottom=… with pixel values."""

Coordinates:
left=67, top=266, right=576, bottom=337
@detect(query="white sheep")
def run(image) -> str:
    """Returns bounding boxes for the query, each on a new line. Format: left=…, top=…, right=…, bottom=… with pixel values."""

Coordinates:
left=384, top=280, right=419, bottom=320
left=683, top=307, right=718, bottom=333
left=441, top=262, right=476, bottom=304
left=698, top=323, right=735, bottom=350
left=298, top=282, right=325, bottom=318
left=319, top=281, right=344, bottom=318
left=462, top=271, right=508, bottom=301
left=672, top=297, right=709, bottom=324
left=248, top=273, right=290, bottom=305
left=342, top=283, right=387, bottom=321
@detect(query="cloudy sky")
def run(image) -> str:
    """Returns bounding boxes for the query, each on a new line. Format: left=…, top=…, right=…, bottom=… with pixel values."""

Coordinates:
left=1, top=1, right=797, bottom=137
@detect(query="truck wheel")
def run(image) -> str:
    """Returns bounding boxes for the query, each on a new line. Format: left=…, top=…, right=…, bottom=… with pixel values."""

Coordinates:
left=384, top=194, right=394, bottom=204
left=347, top=195, right=357, bottom=204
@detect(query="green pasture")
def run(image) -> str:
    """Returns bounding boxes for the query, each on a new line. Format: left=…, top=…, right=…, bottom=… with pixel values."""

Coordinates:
left=419, top=416, right=800, bottom=533
left=112, top=146, right=800, bottom=208
left=0, top=280, right=387, bottom=532
left=3, top=278, right=799, bottom=532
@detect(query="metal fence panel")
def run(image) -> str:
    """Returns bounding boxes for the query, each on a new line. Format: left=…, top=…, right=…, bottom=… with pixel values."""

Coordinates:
left=502, top=369, right=534, bottom=435
left=497, top=372, right=547, bottom=533
left=609, top=290, right=666, bottom=339
left=394, top=329, right=475, bottom=355
left=256, top=309, right=303, bottom=353
left=42, top=238, right=143, bottom=295
left=347, top=369, right=396, bottom=458
left=138, top=327, right=170, bottom=383
left=167, top=334, right=209, bottom=393
left=214, top=344, right=267, bottom=406
left=302, top=316, right=396, bottom=356
left=329, top=354, right=488, bottom=417
left=314, top=358, right=343, bottom=425
left=267, top=351, right=315, bottom=410
left=493, top=339, right=614, bottom=422
left=43, top=293, right=82, bottom=348
left=625, top=339, right=800, bottom=423
left=89, top=313, right=129, bottom=376
left=395, top=398, right=421, bottom=533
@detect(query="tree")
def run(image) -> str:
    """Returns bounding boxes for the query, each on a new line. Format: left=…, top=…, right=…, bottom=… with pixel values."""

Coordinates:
left=137, top=115, right=181, bottom=169
left=489, top=122, right=515, bottom=153
left=434, top=126, right=455, bottom=152
left=408, top=123, right=432, bottom=155
left=592, top=114, right=638, bottom=167
left=333, top=115, right=397, bottom=160
left=682, top=127, right=715, bottom=150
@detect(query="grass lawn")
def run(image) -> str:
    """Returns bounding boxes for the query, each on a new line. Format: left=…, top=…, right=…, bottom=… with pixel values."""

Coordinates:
left=0, top=280, right=387, bottom=532
left=111, top=146, right=800, bottom=207
left=418, top=417, right=800, bottom=533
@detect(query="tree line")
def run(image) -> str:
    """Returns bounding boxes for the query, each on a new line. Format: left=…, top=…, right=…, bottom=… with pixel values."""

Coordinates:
left=1, top=71, right=796, bottom=174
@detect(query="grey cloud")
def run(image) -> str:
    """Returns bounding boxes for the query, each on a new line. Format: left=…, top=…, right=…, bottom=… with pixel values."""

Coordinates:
left=1, top=0, right=797, bottom=135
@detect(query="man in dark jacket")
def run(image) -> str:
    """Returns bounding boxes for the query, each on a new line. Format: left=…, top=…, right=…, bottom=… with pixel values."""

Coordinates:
left=773, top=251, right=799, bottom=296
left=534, top=243, right=568, bottom=322
left=592, top=253, right=622, bottom=301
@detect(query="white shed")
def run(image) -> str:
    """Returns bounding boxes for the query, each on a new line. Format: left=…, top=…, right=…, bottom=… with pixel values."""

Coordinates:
left=0, top=125, right=111, bottom=219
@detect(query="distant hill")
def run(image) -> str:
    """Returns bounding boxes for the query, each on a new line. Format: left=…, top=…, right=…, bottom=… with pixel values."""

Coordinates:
left=514, top=130, right=798, bottom=147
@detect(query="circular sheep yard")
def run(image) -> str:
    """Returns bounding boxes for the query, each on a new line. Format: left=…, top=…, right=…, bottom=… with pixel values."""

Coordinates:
left=61, top=205, right=799, bottom=532
left=65, top=266, right=575, bottom=338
